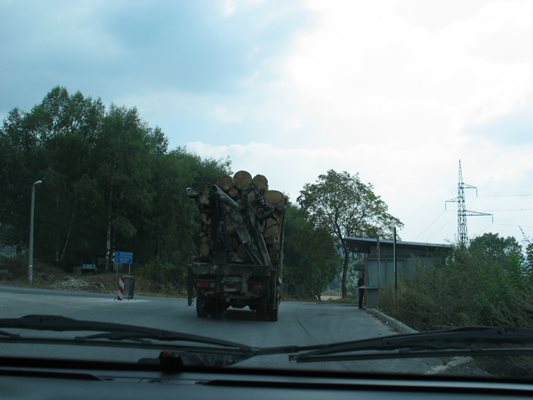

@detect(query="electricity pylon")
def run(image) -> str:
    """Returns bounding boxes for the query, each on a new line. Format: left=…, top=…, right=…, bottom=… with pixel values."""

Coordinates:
left=446, top=160, right=492, bottom=246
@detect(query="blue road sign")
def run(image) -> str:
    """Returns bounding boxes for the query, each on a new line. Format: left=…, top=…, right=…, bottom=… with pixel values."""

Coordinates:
left=112, top=251, right=133, bottom=264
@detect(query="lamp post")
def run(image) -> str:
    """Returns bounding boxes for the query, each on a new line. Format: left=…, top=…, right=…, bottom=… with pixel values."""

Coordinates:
left=28, top=179, right=42, bottom=283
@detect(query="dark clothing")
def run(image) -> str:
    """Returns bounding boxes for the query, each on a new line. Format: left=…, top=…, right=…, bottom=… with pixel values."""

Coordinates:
left=357, top=277, right=365, bottom=309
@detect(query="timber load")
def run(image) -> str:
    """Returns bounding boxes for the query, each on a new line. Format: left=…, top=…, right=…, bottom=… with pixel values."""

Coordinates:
left=187, top=170, right=286, bottom=266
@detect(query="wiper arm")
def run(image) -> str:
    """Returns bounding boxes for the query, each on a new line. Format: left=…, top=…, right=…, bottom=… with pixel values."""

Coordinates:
left=0, top=314, right=252, bottom=351
left=5, top=317, right=531, bottom=365
left=0, top=330, right=20, bottom=339
left=290, top=326, right=533, bottom=363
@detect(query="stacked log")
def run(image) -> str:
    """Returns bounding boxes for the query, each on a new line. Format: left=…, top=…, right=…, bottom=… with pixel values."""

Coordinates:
left=191, top=170, right=286, bottom=264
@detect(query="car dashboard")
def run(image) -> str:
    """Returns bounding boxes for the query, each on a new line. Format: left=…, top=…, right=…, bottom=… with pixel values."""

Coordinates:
left=1, top=358, right=532, bottom=400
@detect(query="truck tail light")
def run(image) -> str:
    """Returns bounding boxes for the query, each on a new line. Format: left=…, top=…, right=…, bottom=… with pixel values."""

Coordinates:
left=253, top=283, right=266, bottom=290
left=196, top=279, right=211, bottom=289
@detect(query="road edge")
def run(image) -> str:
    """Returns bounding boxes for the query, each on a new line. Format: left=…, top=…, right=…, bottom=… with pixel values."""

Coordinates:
left=366, top=308, right=476, bottom=375
left=366, top=308, right=417, bottom=334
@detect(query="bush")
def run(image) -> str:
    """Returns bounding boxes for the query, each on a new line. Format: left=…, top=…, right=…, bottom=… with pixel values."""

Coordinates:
left=381, top=235, right=533, bottom=331
left=380, top=236, right=533, bottom=378
left=137, top=259, right=187, bottom=293
left=0, top=254, right=28, bottom=280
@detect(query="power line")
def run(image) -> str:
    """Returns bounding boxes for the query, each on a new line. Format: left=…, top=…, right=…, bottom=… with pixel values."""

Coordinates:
left=426, top=217, right=455, bottom=242
left=493, top=223, right=533, bottom=229
left=413, top=210, right=447, bottom=241
left=478, top=194, right=533, bottom=198
left=482, top=208, right=533, bottom=213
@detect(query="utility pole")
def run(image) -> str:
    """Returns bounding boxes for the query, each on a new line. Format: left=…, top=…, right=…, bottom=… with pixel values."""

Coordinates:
left=446, top=160, right=492, bottom=246
left=393, top=228, right=397, bottom=294
left=28, top=179, right=43, bottom=283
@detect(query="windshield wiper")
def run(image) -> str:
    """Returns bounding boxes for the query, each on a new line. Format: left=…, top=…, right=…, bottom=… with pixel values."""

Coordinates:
left=289, top=326, right=533, bottom=363
left=0, top=314, right=251, bottom=349
left=0, top=314, right=257, bottom=367
left=3, top=316, right=533, bottom=366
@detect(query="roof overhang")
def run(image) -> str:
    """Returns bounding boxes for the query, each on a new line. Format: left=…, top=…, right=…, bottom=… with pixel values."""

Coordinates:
left=343, top=236, right=452, bottom=254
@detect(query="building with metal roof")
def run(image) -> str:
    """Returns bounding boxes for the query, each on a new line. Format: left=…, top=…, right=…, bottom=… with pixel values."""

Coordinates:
left=343, top=236, right=452, bottom=308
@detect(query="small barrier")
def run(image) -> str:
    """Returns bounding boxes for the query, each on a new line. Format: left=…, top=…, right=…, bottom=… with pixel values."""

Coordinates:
left=116, top=276, right=125, bottom=300
left=116, top=275, right=135, bottom=301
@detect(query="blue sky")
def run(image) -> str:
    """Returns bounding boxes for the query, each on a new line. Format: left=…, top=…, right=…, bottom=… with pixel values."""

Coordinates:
left=1, top=0, right=533, bottom=244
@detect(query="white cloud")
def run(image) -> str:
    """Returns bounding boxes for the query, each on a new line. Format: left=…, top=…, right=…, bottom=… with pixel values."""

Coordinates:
left=187, top=0, right=533, bottom=243
left=222, top=0, right=237, bottom=17
left=282, top=1, right=533, bottom=144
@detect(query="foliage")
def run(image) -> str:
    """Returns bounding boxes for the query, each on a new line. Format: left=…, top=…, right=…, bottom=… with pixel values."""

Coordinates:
left=137, top=259, right=187, bottom=293
left=283, top=204, right=341, bottom=299
left=297, top=169, right=402, bottom=298
left=0, top=87, right=230, bottom=279
left=381, top=233, right=533, bottom=330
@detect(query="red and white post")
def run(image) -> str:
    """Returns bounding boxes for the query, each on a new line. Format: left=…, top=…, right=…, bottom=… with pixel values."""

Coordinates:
left=116, top=276, right=125, bottom=301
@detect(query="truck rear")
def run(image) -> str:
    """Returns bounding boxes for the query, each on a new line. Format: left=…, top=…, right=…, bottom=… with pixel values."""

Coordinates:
left=187, top=171, right=286, bottom=321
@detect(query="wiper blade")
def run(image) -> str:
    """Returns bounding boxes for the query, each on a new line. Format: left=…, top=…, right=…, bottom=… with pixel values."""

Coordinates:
left=4, top=317, right=531, bottom=365
left=0, top=314, right=252, bottom=351
left=290, top=326, right=533, bottom=363
left=0, top=330, right=20, bottom=339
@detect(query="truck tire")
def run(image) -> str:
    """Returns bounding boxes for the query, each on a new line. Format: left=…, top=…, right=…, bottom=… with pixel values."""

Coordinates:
left=256, top=300, right=278, bottom=321
left=255, top=302, right=266, bottom=320
left=196, top=294, right=207, bottom=317
left=265, top=307, right=278, bottom=321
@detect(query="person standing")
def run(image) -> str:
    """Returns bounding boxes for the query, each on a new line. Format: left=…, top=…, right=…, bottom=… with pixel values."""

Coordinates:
left=357, top=272, right=366, bottom=309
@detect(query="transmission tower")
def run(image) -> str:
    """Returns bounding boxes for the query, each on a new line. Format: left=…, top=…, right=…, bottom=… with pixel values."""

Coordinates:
left=445, top=160, right=492, bottom=246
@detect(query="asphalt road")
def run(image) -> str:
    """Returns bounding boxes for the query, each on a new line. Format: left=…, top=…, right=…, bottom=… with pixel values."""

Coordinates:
left=0, top=284, right=441, bottom=374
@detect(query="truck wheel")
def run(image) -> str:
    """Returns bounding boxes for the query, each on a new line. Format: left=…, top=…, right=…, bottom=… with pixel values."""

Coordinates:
left=255, top=302, right=267, bottom=320
left=266, top=307, right=278, bottom=321
left=196, top=295, right=207, bottom=317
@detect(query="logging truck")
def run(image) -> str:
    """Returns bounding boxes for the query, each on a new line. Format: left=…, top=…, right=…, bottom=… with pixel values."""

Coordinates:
left=186, top=171, right=286, bottom=321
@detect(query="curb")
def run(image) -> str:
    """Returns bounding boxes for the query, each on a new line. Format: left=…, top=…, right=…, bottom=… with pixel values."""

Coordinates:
left=366, top=308, right=474, bottom=375
left=366, top=308, right=417, bottom=334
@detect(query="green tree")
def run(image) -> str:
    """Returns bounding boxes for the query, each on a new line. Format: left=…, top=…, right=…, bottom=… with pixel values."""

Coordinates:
left=91, top=105, right=160, bottom=269
left=525, top=242, right=533, bottom=274
left=137, top=148, right=231, bottom=269
left=0, top=86, right=231, bottom=282
left=283, top=204, right=340, bottom=299
left=0, top=87, right=105, bottom=266
left=297, top=170, right=402, bottom=298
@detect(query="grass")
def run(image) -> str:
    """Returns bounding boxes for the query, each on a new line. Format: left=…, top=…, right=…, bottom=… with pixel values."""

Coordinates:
left=0, top=264, right=186, bottom=298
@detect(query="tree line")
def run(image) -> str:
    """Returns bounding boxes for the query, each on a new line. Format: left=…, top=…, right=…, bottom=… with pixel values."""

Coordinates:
left=0, top=87, right=403, bottom=298
left=0, top=87, right=230, bottom=274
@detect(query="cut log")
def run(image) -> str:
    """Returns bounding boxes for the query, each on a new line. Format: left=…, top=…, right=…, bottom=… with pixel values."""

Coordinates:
left=234, top=170, right=253, bottom=190
left=264, top=190, right=285, bottom=210
left=198, top=191, right=210, bottom=206
left=228, top=187, right=239, bottom=199
left=225, top=217, right=236, bottom=234
left=200, top=213, right=211, bottom=226
left=252, top=174, right=269, bottom=194
left=217, top=176, right=234, bottom=192
left=246, top=191, right=256, bottom=203
left=269, top=242, right=280, bottom=263
left=264, top=218, right=281, bottom=240
left=199, top=243, right=210, bottom=258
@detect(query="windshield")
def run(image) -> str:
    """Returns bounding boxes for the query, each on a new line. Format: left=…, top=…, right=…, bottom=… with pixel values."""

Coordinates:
left=1, top=0, right=533, bottom=381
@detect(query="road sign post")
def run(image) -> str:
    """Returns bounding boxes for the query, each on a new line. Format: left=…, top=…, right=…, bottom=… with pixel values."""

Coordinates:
left=113, top=251, right=134, bottom=299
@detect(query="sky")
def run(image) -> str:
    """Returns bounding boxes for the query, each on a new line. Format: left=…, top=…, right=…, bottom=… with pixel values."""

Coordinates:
left=1, top=0, right=533, bottom=245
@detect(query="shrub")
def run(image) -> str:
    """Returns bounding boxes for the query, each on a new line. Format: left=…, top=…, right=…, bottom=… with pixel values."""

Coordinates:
left=381, top=234, right=533, bottom=330
left=138, top=259, right=187, bottom=293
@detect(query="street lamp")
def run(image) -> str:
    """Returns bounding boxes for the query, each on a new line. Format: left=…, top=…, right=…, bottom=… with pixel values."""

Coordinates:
left=28, top=179, right=43, bottom=283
